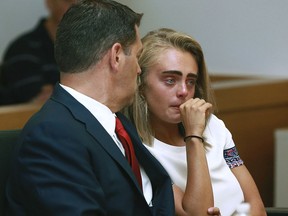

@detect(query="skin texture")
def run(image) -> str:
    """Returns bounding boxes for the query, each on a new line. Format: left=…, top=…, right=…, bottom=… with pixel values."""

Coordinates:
left=232, top=166, right=267, bottom=215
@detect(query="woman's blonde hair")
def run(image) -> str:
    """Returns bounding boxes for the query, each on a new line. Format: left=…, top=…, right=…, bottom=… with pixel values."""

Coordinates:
left=127, top=28, right=216, bottom=145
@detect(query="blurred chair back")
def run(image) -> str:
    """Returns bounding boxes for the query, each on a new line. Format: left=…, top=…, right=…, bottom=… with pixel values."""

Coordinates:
left=0, top=130, right=21, bottom=215
left=266, top=207, right=288, bottom=215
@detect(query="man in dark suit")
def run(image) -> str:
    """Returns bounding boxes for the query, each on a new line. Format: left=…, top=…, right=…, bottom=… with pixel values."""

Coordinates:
left=5, top=0, right=175, bottom=215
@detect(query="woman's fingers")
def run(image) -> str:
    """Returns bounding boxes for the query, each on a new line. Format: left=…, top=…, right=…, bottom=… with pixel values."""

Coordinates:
left=207, top=207, right=221, bottom=216
left=180, top=98, right=212, bottom=135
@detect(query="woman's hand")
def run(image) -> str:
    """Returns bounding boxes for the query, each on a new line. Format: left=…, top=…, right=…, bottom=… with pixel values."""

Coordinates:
left=175, top=98, right=214, bottom=216
left=180, top=98, right=212, bottom=136
left=208, top=207, right=221, bottom=216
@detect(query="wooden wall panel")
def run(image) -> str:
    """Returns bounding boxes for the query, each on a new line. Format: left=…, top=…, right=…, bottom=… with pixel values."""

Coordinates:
left=213, top=78, right=288, bottom=207
left=0, top=103, right=41, bottom=130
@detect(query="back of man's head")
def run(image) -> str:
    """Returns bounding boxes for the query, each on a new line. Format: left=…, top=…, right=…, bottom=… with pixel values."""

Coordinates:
left=54, top=0, right=143, bottom=74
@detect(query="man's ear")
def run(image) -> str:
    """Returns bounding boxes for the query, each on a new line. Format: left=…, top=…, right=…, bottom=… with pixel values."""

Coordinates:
left=110, top=43, right=123, bottom=71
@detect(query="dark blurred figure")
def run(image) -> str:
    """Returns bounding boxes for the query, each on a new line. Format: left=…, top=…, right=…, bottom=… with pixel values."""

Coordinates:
left=0, top=0, right=76, bottom=105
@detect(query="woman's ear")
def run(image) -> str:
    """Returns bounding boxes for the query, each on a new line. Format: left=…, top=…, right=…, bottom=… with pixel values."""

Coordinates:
left=110, top=43, right=123, bottom=71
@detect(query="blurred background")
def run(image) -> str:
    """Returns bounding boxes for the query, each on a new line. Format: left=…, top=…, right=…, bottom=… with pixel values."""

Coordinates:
left=1, top=0, right=288, bottom=78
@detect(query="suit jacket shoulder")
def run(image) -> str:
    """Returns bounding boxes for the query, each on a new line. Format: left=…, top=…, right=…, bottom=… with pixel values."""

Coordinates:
left=7, top=84, right=174, bottom=216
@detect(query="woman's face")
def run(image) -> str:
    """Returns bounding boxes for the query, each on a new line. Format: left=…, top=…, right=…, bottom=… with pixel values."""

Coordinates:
left=144, top=48, right=198, bottom=124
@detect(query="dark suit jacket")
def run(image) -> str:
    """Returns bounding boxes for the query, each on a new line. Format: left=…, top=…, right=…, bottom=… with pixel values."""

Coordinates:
left=6, top=84, right=174, bottom=216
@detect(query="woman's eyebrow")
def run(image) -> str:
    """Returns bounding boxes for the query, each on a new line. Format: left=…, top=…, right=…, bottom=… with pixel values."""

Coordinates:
left=162, top=70, right=198, bottom=78
left=187, top=73, right=198, bottom=78
left=162, top=70, right=183, bottom=76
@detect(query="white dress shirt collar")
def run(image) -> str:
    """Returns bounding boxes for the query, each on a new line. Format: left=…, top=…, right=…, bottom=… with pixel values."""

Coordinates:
left=59, top=84, right=115, bottom=136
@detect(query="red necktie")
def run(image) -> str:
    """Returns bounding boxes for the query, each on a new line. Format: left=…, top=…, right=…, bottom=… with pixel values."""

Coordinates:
left=115, top=117, right=142, bottom=189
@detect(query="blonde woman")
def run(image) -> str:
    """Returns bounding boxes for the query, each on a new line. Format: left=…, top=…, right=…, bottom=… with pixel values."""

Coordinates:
left=128, top=28, right=266, bottom=216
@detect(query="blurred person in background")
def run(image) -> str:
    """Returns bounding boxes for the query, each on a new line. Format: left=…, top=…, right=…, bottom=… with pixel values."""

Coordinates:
left=0, top=0, right=76, bottom=105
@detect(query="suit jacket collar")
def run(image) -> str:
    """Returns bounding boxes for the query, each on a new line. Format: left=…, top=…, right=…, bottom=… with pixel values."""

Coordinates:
left=50, top=84, right=174, bottom=213
left=117, top=113, right=175, bottom=214
left=117, top=113, right=171, bottom=186
left=51, top=84, right=144, bottom=192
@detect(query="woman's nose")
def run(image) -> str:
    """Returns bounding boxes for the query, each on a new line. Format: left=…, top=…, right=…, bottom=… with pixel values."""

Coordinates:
left=176, top=84, right=188, bottom=98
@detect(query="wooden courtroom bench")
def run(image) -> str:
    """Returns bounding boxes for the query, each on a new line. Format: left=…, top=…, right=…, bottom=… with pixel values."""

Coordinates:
left=211, top=76, right=288, bottom=207
left=0, top=103, right=42, bottom=130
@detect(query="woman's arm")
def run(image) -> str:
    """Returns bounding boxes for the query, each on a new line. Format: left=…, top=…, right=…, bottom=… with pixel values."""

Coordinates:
left=173, top=137, right=216, bottom=216
left=175, top=98, right=216, bottom=216
left=232, top=165, right=267, bottom=216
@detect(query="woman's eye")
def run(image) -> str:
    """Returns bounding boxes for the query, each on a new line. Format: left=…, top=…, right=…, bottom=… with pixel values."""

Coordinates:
left=165, top=78, right=175, bottom=84
left=187, top=79, right=196, bottom=86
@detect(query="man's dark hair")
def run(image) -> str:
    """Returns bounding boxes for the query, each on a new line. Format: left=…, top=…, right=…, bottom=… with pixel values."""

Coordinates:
left=55, top=0, right=143, bottom=73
